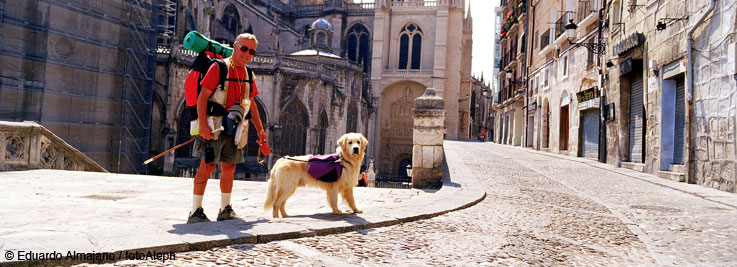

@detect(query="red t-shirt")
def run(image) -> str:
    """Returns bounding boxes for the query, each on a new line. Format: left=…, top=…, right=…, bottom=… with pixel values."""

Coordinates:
left=200, top=62, right=259, bottom=110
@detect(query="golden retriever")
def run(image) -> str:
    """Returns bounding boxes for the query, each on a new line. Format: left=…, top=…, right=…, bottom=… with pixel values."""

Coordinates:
left=264, top=133, right=367, bottom=218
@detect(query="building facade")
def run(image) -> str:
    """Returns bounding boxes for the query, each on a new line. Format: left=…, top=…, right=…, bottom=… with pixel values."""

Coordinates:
left=494, top=0, right=527, bottom=147
left=369, top=0, right=473, bottom=175
left=604, top=0, right=737, bottom=192
left=0, top=0, right=161, bottom=173
left=151, top=0, right=474, bottom=178
left=490, top=0, right=737, bottom=193
left=470, top=76, right=492, bottom=141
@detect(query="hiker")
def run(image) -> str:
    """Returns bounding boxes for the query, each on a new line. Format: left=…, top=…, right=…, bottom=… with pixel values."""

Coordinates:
left=188, top=33, right=267, bottom=223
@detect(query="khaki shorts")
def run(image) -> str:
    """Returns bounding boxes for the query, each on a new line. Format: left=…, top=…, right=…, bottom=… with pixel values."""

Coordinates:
left=195, top=135, right=245, bottom=164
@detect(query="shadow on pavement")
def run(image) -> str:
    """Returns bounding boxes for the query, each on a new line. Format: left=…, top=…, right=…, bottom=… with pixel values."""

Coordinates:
left=168, top=217, right=268, bottom=238
left=441, top=153, right=462, bottom=188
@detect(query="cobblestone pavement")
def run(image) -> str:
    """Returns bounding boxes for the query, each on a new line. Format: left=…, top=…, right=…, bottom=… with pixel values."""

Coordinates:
left=79, top=141, right=737, bottom=266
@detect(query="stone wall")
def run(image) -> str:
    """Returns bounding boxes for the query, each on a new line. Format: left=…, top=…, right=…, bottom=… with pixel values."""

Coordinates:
left=0, top=121, right=107, bottom=172
left=689, top=0, right=737, bottom=192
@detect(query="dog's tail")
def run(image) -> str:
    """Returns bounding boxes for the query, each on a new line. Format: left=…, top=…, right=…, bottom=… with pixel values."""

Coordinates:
left=263, top=164, right=278, bottom=211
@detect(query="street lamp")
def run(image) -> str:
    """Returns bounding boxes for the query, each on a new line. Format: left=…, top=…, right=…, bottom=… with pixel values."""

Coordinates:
left=564, top=19, right=606, bottom=54
left=405, top=164, right=412, bottom=178
left=505, top=69, right=528, bottom=86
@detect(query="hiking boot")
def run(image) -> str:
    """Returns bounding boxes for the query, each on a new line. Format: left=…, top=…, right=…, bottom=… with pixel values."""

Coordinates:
left=217, top=205, right=239, bottom=221
left=187, top=207, right=210, bottom=224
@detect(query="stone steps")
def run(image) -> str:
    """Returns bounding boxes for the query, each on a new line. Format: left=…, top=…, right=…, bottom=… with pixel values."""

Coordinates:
left=621, top=162, right=645, bottom=172
left=669, top=164, right=686, bottom=173
left=658, top=170, right=686, bottom=182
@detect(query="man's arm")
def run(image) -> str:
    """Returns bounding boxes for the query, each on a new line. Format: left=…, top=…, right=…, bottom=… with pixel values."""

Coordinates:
left=249, top=97, right=267, bottom=143
left=197, top=86, right=214, bottom=140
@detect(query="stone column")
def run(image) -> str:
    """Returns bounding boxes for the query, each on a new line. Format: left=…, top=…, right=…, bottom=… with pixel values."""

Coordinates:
left=412, top=88, right=445, bottom=189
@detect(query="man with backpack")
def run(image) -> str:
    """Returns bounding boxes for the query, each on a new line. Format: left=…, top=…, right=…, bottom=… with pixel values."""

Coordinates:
left=188, top=33, right=267, bottom=223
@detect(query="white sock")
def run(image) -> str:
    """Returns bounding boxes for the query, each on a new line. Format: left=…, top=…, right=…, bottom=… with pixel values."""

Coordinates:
left=191, top=195, right=204, bottom=214
left=221, top=193, right=231, bottom=210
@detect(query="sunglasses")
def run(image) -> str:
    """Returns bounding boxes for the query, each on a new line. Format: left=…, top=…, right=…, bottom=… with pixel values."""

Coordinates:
left=235, top=43, right=257, bottom=55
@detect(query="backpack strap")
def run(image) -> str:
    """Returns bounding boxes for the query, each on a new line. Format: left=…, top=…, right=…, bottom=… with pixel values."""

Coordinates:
left=225, top=66, right=254, bottom=84
left=214, top=58, right=228, bottom=90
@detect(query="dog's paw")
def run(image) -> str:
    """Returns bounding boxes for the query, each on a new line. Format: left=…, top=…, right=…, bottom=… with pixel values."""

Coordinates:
left=353, top=209, right=363, bottom=214
left=332, top=210, right=343, bottom=215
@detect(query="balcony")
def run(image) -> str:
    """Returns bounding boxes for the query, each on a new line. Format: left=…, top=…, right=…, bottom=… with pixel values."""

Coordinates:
left=576, top=0, right=600, bottom=30
left=517, top=1, right=527, bottom=22
left=554, top=11, right=575, bottom=45
left=382, top=69, right=433, bottom=77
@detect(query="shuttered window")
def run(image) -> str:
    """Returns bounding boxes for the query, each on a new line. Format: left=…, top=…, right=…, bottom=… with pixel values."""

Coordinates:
left=674, top=78, right=685, bottom=164
left=629, top=72, right=645, bottom=163
left=580, top=109, right=599, bottom=159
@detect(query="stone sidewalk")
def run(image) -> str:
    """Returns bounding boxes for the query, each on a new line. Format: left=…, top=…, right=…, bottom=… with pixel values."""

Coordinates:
left=0, top=166, right=486, bottom=266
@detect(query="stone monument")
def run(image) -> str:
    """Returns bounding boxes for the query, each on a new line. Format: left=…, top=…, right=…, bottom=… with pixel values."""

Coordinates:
left=411, top=88, right=445, bottom=188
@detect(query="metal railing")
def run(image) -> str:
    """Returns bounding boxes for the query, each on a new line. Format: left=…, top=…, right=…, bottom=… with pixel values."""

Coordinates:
left=382, top=69, right=434, bottom=76
left=555, top=11, right=575, bottom=39
left=390, top=0, right=437, bottom=8
left=375, top=174, right=412, bottom=189
left=294, top=0, right=374, bottom=15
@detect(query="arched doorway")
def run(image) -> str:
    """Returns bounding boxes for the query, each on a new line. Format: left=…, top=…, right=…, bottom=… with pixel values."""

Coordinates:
left=346, top=101, right=358, bottom=133
left=174, top=104, right=198, bottom=175
left=378, top=82, right=425, bottom=174
left=396, top=157, right=412, bottom=178
left=316, top=111, right=328, bottom=155
left=244, top=97, right=268, bottom=157
left=148, top=95, right=166, bottom=175
left=560, top=91, right=570, bottom=151
left=542, top=98, right=550, bottom=148
left=277, top=99, right=308, bottom=157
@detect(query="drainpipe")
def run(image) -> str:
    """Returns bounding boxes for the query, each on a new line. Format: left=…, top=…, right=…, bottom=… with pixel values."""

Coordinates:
left=686, top=0, right=716, bottom=182
left=528, top=0, right=536, bottom=149
left=598, top=0, right=607, bottom=163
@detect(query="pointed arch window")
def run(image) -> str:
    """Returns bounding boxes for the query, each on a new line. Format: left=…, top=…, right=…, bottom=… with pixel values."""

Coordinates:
left=399, top=24, right=423, bottom=70
left=345, top=24, right=370, bottom=72
left=223, top=5, right=240, bottom=34
left=279, top=100, right=308, bottom=156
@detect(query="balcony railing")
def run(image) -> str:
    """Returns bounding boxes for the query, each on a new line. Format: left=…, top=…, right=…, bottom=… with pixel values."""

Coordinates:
left=577, top=0, right=597, bottom=23
left=555, top=11, right=575, bottom=39
left=294, top=1, right=374, bottom=15
left=0, top=121, right=107, bottom=172
left=382, top=69, right=434, bottom=76
left=390, top=0, right=438, bottom=8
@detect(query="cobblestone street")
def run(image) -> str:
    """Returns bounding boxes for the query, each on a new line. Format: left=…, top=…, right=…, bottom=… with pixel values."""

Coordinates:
left=84, top=141, right=737, bottom=266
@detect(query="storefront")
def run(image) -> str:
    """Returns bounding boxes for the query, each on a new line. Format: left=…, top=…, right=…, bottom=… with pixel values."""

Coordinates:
left=660, top=59, right=687, bottom=170
left=613, top=33, right=646, bottom=163
left=577, top=87, right=600, bottom=159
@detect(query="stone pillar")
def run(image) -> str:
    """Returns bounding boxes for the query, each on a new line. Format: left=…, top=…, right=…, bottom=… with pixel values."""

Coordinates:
left=412, top=88, right=445, bottom=189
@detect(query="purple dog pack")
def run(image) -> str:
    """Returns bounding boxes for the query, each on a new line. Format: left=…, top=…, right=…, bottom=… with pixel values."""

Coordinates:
left=307, top=154, right=343, bottom=183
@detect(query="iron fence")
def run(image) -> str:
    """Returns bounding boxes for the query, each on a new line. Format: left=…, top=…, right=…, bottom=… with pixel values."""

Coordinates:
left=375, top=174, right=412, bottom=189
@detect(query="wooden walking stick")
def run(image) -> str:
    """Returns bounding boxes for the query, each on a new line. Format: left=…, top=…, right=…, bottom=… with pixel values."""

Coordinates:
left=143, top=126, right=224, bottom=165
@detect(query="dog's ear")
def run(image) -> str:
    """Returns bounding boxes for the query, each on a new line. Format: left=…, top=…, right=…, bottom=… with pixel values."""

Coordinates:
left=360, top=134, right=368, bottom=152
left=337, top=134, right=346, bottom=149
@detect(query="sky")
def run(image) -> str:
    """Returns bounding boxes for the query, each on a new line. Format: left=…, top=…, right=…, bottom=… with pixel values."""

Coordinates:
left=468, top=0, right=500, bottom=82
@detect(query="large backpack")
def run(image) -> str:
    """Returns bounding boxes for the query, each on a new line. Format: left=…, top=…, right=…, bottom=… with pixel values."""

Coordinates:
left=183, top=50, right=255, bottom=119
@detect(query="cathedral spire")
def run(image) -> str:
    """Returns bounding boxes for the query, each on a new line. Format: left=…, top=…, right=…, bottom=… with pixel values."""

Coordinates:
left=466, top=0, right=472, bottom=19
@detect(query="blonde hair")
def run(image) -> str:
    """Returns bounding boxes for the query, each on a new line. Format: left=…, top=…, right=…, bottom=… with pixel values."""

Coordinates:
left=235, top=33, right=259, bottom=46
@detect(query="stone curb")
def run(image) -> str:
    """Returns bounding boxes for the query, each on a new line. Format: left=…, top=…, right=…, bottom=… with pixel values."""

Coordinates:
left=0, top=150, right=486, bottom=267
left=493, top=142, right=737, bottom=209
